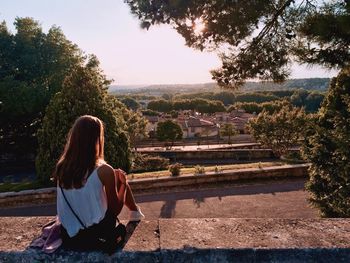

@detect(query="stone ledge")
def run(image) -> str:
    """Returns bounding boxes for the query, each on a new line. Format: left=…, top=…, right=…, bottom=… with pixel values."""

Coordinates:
left=0, top=164, right=309, bottom=207
left=0, top=217, right=349, bottom=262
left=2, top=248, right=350, bottom=263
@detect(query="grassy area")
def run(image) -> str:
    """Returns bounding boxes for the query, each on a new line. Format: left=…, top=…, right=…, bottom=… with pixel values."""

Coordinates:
left=129, top=161, right=286, bottom=180
left=0, top=161, right=287, bottom=193
left=0, top=181, right=51, bottom=193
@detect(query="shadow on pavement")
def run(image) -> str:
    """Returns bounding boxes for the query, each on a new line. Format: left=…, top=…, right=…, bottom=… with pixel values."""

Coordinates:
left=160, top=200, right=177, bottom=218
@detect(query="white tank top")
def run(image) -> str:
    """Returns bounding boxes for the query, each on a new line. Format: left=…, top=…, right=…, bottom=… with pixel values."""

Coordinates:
left=57, top=166, right=108, bottom=237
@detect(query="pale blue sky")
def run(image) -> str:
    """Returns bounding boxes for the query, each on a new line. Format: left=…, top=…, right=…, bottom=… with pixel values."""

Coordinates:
left=1, top=0, right=338, bottom=85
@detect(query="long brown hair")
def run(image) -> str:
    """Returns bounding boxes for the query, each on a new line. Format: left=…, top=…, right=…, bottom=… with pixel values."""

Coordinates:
left=54, top=115, right=105, bottom=189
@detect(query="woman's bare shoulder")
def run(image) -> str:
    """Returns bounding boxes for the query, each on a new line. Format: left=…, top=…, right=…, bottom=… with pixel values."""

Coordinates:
left=97, top=164, right=115, bottom=183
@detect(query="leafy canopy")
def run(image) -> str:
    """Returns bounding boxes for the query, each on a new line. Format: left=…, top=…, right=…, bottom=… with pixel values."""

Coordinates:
left=125, top=0, right=350, bottom=87
left=220, top=123, right=237, bottom=142
left=303, top=66, right=350, bottom=217
left=36, top=60, right=131, bottom=183
left=0, top=17, right=85, bottom=157
left=156, top=120, right=183, bottom=145
left=248, top=104, right=307, bottom=157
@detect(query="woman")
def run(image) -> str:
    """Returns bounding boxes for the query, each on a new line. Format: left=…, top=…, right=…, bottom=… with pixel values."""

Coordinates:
left=54, top=115, right=144, bottom=252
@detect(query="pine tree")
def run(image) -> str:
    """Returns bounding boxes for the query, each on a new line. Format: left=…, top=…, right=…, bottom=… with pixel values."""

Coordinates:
left=303, top=67, right=350, bottom=217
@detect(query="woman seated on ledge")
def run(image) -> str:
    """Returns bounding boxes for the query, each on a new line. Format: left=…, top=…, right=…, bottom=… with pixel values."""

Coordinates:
left=54, top=115, right=144, bottom=251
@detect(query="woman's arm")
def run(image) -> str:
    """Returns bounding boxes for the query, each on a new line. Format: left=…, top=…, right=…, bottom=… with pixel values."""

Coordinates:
left=114, top=168, right=128, bottom=204
left=98, top=164, right=126, bottom=218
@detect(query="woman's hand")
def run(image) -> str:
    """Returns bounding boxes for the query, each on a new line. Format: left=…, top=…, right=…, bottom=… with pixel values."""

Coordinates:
left=114, top=169, right=127, bottom=184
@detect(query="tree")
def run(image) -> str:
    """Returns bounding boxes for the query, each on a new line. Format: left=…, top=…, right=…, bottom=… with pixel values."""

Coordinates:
left=302, top=67, right=350, bottom=217
left=248, top=105, right=307, bottom=157
left=220, top=123, right=237, bottom=144
left=0, top=17, right=85, bottom=159
left=290, top=89, right=310, bottom=107
left=123, top=110, right=148, bottom=150
left=121, top=97, right=141, bottom=111
left=201, top=126, right=215, bottom=148
left=36, top=62, right=131, bottom=183
left=125, top=0, right=349, bottom=87
left=147, top=99, right=173, bottom=112
left=156, top=120, right=183, bottom=148
left=305, top=92, right=325, bottom=112
left=229, top=102, right=261, bottom=114
left=141, top=109, right=159, bottom=116
left=161, top=93, right=173, bottom=100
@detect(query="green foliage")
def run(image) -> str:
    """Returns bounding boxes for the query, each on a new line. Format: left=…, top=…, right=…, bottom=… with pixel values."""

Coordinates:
left=147, top=99, right=172, bottom=112
left=36, top=64, right=131, bottom=183
left=161, top=93, right=173, bottom=100
left=174, top=91, right=278, bottom=106
left=228, top=102, right=261, bottom=114
left=226, top=90, right=323, bottom=114
left=175, top=91, right=236, bottom=106
left=156, top=120, right=183, bottom=147
left=234, top=93, right=278, bottom=103
left=303, top=67, right=350, bottom=217
left=248, top=105, right=307, bottom=157
left=169, top=163, right=182, bottom=176
left=214, top=165, right=221, bottom=174
left=121, top=97, right=141, bottom=111
left=194, top=165, right=206, bottom=175
left=0, top=18, right=85, bottom=158
left=132, top=153, right=169, bottom=173
left=229, top=100, right=292, bottom=114
left=173, top=89, right=323, bottom=113
left=220, top=123, right=237, bottom=143
left=290, top=89, right=325, bottom=112
left=147, top=98, right=226, bottom=113
left=141, top=109, right=159, bottom=116
left=123, top=110, right=148, bottom=149
left=292, top=2, right=350, bottom=69
left=125, top=0, right=349, bottom=86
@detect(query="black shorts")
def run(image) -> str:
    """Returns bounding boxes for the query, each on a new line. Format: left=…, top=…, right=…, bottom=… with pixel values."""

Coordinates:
left=61, top=210, right=125, bottom=252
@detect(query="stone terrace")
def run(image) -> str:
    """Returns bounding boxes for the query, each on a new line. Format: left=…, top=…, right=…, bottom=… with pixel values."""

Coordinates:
left=1, top=217, right=350, bottom=262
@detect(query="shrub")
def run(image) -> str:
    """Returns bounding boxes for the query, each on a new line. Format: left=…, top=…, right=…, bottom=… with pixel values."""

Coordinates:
left=169, top=163, right=182, bottom=176
left=214, top=166, right=222, bottom=174
left=248, top=105, right=307, bottom=157
left=36, top=66, right=131, bottom=183
left=132, top=153, right=169, bottom=172
left=303, top=67, right=350, bottom=217
left=194, top=165, right=206, bottom=175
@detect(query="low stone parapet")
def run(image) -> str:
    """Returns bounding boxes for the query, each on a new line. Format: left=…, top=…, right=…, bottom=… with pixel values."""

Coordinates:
left=0, top=217, right=349, bottom=262
left=143, top=148, right=275, bottom=162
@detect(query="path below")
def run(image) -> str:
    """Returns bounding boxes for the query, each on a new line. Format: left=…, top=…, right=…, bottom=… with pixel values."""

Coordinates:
left=0, top=178, right=317, bottom=218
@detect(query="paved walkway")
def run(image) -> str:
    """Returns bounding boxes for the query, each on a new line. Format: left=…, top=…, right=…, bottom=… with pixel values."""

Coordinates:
left=0, top=178, right=317, bottom=218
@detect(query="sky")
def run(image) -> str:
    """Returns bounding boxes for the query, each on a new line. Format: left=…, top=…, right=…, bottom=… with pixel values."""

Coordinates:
left=0, top=0, right=338, bottom=85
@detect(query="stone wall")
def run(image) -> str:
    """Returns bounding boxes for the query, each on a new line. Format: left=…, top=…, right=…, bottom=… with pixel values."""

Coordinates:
left=0, top=217, right=349, bottom=262
left=143, top=149, right=275, bottom=162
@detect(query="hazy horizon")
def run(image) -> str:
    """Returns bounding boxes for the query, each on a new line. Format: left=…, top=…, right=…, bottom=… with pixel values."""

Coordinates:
left=110, top=77, right=331, bottom=88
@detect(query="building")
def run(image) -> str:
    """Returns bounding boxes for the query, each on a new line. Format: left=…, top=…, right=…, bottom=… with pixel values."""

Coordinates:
left=180, top=116, right=219, bottom=138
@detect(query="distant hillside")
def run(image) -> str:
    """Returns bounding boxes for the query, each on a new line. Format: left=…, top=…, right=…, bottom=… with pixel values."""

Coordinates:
left=109, top=78, right=330, bottom=95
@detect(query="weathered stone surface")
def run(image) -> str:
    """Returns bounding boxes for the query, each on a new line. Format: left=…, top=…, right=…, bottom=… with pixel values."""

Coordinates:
left=1, top=217, right=350, bottom=262
left=159, top=218, right=350, bottom=249
left=123, top=220, right=159, bottom=252
left=0, top=217, right=159, bottom=252
left=0, top=216, right=54, bottom=251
